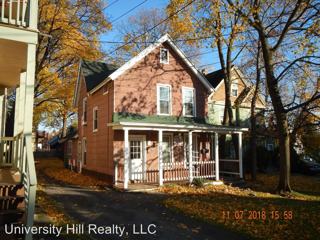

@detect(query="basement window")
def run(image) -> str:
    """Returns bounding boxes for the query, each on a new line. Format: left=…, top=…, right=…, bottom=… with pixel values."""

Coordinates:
left=160, top=48, right=169, bottom=64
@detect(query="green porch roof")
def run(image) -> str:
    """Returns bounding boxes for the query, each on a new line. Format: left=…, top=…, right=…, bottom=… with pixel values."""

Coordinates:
left=113, top=112, right=210, bottom=125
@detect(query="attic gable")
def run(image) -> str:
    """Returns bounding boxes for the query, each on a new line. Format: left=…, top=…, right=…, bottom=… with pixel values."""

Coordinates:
left=93, top=34, right=214, bottom=93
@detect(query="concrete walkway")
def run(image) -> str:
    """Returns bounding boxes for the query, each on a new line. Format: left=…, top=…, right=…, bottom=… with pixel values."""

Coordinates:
left=42, top=183, right=248, bottom=240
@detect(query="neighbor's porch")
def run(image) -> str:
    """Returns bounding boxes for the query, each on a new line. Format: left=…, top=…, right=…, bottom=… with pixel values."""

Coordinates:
left=110, top=122, right=247, bottom=190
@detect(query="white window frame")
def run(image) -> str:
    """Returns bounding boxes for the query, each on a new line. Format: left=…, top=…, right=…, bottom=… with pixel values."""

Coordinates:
left=82, top=97, right=87, bottom=125
left=160, top=48, right=169, bottom=64
left=231, top=80, right=238, bottom=97
left=93, top=106, right=98, bottom=132
left=182, top=87, right=196, bottom=117
left=162, top=133, right=174, bottom=165
left=183, top=133, right=199, bottom=166
left=157, top=84, right=172, bottom=115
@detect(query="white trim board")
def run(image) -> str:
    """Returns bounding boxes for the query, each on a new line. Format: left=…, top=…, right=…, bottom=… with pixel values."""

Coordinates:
left=109, top=121, right=248, bottom=133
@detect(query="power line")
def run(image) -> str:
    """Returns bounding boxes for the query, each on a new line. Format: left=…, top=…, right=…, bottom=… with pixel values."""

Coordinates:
left=105, top=0, right=121, bottom=10
left=110, top=0, right=148, bottom=24
left=109, top=0, right=197, bottom=54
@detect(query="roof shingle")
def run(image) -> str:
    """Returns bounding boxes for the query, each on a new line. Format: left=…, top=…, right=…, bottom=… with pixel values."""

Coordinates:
left=81, top=60, right=118, bottom=92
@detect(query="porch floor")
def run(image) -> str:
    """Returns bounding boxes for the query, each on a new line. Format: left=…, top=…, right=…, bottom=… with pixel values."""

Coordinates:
left=0, top=167, right=21, bottom=184
left=114, top=182, right=159, bottom=192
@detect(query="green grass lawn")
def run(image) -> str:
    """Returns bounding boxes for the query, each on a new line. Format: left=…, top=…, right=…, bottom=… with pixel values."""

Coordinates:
left=161, top=174, right=320, bottom=240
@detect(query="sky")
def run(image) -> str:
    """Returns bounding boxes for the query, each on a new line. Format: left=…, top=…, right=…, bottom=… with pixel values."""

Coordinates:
left=101, top=0, right=220, bottom=71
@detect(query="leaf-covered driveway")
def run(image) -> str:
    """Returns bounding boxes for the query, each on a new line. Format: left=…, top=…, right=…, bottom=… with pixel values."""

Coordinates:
left=42, top=184, right=248, bottom=240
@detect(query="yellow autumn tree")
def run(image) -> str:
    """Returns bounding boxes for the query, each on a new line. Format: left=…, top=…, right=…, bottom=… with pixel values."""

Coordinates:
left=34, top=0, right=111, bottom=133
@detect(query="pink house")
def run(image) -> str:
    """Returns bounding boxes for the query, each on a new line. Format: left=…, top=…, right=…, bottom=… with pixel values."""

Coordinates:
left=73, top=34, right=248, bottom=189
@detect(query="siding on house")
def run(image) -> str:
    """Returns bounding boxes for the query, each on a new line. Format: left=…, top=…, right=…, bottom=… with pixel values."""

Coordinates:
left=114, top=42, right=209, bottom=118
left=112, top=42, right=211, bottom=176
left=207, top=69, right=265, bottom=126
left=77, top=76, right=115, bottom=176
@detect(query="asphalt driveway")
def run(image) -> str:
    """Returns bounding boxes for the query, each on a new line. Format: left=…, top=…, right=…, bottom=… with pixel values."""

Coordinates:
left=42, top=184, right=248, bottom=240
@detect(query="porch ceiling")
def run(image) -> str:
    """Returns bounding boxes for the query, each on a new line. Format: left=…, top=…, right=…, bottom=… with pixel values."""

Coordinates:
left=0, top=39, right=27, bottom=88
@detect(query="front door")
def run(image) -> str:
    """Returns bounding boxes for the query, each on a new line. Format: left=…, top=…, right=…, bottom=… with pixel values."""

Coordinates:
left=129, top=136, right=146, bottom=181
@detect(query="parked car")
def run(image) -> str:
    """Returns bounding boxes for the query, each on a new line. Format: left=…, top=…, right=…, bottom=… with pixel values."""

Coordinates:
left=299, top=156, right=320, bottom=175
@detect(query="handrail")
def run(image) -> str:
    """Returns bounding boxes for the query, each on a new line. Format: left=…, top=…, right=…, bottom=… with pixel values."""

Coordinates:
left=24, top=134, right=37, bottom=186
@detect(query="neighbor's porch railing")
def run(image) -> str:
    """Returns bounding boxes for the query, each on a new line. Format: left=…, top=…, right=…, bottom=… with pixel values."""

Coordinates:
left=0, top=133, right=37, bottom=240
left=0, top=0, right=38, bottom=29
left=219, top=159, right=241, bottom=176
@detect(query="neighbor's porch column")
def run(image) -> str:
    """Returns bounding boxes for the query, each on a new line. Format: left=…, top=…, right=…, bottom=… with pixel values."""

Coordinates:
left=188, top=131, right=193, bottom=183
left=0, top=88, right=7, bottom=166
left=124, top=128, right=129, bottom=189
left=158, top=130, right=163, bottom=186
left=238, top=132, right=243, bottom=179
left=16, top=72, right=26, bottom=135
left=0, top=88, right=7, bottom=138
left=215, top=132, right=219, bottom=181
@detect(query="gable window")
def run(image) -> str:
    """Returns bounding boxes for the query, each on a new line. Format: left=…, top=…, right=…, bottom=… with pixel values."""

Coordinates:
left=93, top=107, right=98, bottom=131
left=182, top=87, right=195, bottom=117
left=157, top=84, right=171, bottom=115
left=231, top=80, right=238, bottom=97
left=160, top=48, right=169, bottom=64
left=82, top=98, right=87, bottom=125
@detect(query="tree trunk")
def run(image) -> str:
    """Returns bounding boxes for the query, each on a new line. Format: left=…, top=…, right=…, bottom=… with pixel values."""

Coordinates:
left=249, top=44, right=261, bottom=181
left=258, top=29, right=291, bottom=193
left=62, top=114, right=68, bottom=137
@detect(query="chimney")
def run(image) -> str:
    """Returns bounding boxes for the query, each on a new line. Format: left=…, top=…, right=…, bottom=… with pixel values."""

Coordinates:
left=201, top=68, right=208, bottom=75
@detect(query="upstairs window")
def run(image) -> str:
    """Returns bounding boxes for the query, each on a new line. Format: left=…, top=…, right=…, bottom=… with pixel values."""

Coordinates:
left=231, top=80, right=238, bottom=97
left=82, top=98, right=87, bottom=124
left=182, top=87, right=195, bottom=117
left=160, top=48, right=169, bottom=64
left=157, top=84, right=171, bottom=115
left=93, top=107, right=98, bottom=131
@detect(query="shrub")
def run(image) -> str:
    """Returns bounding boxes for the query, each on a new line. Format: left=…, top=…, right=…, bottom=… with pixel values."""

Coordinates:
left=192, top=178, right=205, bottom=188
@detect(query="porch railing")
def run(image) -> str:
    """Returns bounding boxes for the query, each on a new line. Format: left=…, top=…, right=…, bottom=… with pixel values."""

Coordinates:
left=0, top=132, right=23, bottom=167
left=0, top=0, right=38, bottom=29
left=0, top=133, right=36, bottom=240
left=219, top=159, right=241, bottom=176
left=193, top=160, right=215, bottom=179
left=163, top=161, right=189, bottom=182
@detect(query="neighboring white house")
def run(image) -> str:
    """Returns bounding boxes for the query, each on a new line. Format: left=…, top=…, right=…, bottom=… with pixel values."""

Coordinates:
left=0, top=1, right=38, bottom=240
left=206, top=66, right=266, bottom=127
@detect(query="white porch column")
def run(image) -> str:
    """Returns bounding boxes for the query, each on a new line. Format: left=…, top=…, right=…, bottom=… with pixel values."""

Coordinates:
left=24, top=43, right=37, bottom=240
left=158, top=130, right=163, bottom=186
left=215, top=132, right=219, bottom=181
left=24, top=44, right=36, bottom=135
left=124, top=128, right=129, bottom=189
left=188, top=131, right=193, bottom=183
left=238, top=132, right=243, bottom=179
left=18, top=72, right=26, bottom=134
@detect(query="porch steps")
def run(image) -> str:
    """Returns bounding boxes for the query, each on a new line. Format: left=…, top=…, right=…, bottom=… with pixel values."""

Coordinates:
left=0, top=183, right=25, bottom=239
